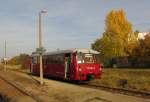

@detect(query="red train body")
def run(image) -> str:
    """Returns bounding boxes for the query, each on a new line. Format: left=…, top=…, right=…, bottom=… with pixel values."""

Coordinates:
left=31, top=48, right=102, bottom=81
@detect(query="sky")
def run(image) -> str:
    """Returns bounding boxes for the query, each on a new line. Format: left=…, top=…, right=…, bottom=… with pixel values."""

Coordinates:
left=0, top=0, right=150, bottom=58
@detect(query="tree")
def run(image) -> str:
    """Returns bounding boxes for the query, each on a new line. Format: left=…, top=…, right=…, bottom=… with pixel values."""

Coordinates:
left=8, top=54, right=31, bottom=68
left=92, top=9, right=135, bottom=66
left=8, top=56, right=20, bottom=65
left=125, top=30, right=139, bottom=55
left=92, top=34, right=115, bottom=65
left=131, top=33, right=150, bottom=67
left=19, top=54, right=31, bottom=68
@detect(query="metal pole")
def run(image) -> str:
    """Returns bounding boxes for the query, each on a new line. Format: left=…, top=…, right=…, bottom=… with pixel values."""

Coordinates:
left=4, top=41, right=6, bottom=71
left=38, top=10, right=47, bottom=85
left=39, top=12, right=44, bottom=85
left=39, top=13, right=42, bottom=48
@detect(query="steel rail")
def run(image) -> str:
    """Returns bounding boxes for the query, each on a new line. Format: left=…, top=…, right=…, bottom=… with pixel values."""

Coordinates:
left=81, top=83, right=150, bottom=99
left=0, top=73, right=44, bottom=102
left=9, top=69, right=150, bottom=100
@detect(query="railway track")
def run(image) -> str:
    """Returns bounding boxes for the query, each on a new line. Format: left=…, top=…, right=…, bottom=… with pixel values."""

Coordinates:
left=0, top=71, right=45, bottom=102
left=80, top=83, right=150, bottom=99
left=8, top=69, right=150, bottom=100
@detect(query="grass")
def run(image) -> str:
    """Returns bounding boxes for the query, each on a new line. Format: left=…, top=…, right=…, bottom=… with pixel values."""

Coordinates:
left=91, top=68, right=150, bottom=92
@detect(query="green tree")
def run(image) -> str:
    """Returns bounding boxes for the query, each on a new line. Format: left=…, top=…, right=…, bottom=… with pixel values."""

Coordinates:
left=92, top=34, right=115, bottom=65
left=92, top=9, right=135, bottom=66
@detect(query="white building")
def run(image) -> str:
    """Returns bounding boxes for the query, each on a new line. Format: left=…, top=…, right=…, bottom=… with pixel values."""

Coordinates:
left=138, top=32, right=149, bottom=39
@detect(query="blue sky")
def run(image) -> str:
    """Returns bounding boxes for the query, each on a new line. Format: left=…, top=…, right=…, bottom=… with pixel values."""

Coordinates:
left=0, top=0, right=150, bottom=58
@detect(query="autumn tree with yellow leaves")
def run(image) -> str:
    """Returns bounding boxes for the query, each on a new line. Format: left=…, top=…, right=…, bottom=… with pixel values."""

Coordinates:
left=92, top=9, right=137, bottom=65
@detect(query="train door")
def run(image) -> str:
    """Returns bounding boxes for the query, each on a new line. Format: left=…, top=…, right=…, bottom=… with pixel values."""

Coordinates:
left=30, top=57, right=34, bottom=73
left=65, top=54, right=71, bottom=79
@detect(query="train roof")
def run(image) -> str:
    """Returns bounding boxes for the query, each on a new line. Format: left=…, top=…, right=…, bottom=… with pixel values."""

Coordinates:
left=32, top=48, right=99, bottom=56
left=44, top=48, right=99, bottom=55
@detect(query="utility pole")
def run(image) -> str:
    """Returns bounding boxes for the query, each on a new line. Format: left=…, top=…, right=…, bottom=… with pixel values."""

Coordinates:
left=4, top=41, right=7, bottom=71
left=38, top=10, right=47, bottom=85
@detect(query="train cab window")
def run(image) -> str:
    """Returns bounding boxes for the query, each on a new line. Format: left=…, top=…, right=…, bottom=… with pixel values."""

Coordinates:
left=84, top=54, right=94, bottom=63
left=77, top=53, right=95, bottom=64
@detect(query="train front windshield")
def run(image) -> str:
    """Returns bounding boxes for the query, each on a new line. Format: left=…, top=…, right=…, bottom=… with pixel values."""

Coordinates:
left=77, top=53, right=95, bottom=64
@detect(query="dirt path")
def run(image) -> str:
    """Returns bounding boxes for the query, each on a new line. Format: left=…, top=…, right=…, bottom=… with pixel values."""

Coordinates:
left=0, top=69, right=150, bottom=102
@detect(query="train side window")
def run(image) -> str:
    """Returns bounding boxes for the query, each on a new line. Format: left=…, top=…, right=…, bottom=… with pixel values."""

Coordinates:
left=32, top=56, right=38, bottom=64
left=47, top=55, right=52, bottom=63
left=44, top=54, right=64, bottom=64
left=43, top=56, right=47, bottom=64
left=77, top=53, right=84, bottom=63
left=55, top=54, right=64, bottom=63
left=32, top=57, right=34, bottom=63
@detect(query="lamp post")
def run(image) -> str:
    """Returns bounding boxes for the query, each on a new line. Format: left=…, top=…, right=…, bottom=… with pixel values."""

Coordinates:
left=38, top=10, right=47, bottom=85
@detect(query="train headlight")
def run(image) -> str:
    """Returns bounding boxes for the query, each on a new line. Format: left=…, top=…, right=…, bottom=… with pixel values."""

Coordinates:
left=99, top=68, right=102, bottom=71
left=79, top=68, right=82, bottom=71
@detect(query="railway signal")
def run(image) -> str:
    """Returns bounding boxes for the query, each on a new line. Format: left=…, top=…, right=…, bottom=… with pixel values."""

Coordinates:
left=38, top=10, right=47, bottom=85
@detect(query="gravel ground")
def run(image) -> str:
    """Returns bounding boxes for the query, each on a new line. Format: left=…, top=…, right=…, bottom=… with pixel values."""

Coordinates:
left=0, top=69, right=150, bottom=102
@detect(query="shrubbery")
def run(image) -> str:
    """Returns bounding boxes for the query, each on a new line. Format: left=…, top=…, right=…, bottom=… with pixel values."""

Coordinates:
left=8, top=54, right=31, bottom=69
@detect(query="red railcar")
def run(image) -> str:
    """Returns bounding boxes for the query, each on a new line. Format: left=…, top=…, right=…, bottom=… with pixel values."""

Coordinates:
left=31, top=48, right=102, bottom=81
